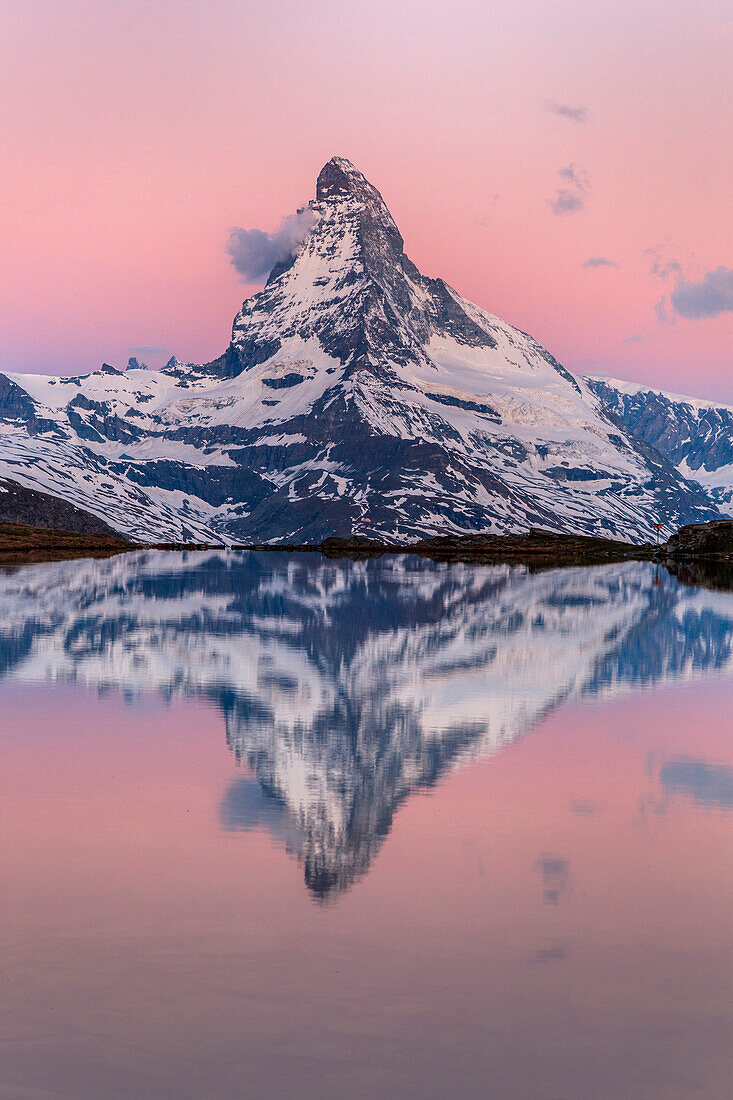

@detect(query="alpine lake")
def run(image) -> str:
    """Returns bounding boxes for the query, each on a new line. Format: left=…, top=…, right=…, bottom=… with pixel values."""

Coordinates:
left=2, top=548, right=732, bottom=1099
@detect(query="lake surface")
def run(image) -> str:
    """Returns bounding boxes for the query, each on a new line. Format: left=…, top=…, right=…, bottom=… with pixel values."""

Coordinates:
left=1, top=551, right=732, bottom=1099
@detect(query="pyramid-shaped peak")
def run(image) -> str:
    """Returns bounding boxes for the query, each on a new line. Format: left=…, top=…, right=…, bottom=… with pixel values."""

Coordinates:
left=316, top=157, right=383, bottom=203
left=315, top=156, right=402, bottom=249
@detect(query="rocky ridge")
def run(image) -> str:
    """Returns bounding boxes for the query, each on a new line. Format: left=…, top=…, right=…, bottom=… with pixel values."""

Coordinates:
left=587, top=377, right=733, bottom=517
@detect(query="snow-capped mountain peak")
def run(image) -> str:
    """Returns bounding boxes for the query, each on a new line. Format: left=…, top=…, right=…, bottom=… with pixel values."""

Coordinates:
left=316, top=156, right=400, bottom=233
left=0, top=158, right=722, bottom=543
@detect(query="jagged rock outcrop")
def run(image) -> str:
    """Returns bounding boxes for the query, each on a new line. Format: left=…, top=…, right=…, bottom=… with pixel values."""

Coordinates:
left=667, top=519, right=733, bottom=559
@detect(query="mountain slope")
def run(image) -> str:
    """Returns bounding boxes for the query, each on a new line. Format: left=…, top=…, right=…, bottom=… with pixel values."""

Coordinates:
left=0, top=157, right=719, bottom=543
left=587, top=376, right=733, bottom=517
left=0, top=476, right=123, bottom=537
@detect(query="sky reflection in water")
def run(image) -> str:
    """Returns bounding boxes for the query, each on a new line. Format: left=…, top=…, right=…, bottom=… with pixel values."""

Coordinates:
left=1, top=551, right=732, bottom=1098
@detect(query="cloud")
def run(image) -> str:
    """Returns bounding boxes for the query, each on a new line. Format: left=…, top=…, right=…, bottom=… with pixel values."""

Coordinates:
left=559, top=164, right=589, bottom=190
left=647, top=243, right=684, bottom=323
left=227, top=207, right=318, bottom=282
left=549, top=164, right=589, bottom=216
left=648, top=251, right=683, bottom=282
left=671, top=267, right=733, bottom=318
left=127, top=345, right=169, bottom=354
left=583, top=257, right=617, bottom=269
left=645, top=244, right=732, bottom=322
left=546, top=101, right=588, bottom=123
left=551, top=190, right=584, bottom=215
left=623, top=333, right=644, bottom=344
left=655, top=297, right=671, bottom=324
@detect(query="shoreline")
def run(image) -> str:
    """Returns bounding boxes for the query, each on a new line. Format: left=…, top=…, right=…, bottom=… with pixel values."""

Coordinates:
left=0, top=521, right=730, bottom=570
left=0, top=522, right=666, bottom=569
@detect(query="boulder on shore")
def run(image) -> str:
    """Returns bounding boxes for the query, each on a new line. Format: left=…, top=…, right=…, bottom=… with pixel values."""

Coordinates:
left=667, top=519, right=733, bottom=559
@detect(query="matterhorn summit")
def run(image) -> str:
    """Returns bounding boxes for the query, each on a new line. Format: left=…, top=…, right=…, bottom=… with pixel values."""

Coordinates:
left=0, top=157, right=719, bottom=542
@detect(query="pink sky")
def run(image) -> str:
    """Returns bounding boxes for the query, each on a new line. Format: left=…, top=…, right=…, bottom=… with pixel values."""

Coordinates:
left=1, top=0, right=731, bottom=400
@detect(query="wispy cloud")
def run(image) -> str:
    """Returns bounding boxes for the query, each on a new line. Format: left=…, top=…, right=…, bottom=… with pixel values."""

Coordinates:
left=647, top=243, right=684, bottom=282
left=227, top=208, right=318, bottom=283
left=549, top=164, right=589, bottom=216
left=551, top=190, right=584, bottom=215
left=648, top=241, right=684, bottom=322
left=622, top=333, right=644, bottom=344
left=127, top=344, right=169, bottom=354
left=561, top=164, right=588, bottom=188
left=583, top=257, right=617, bottom=268
left=655, top=298, right=671, bottom=324
left=528, top=941, right=567, bottom=965
left=546, top=101, right=588, bottom=123
left=648, top=242, right=732, bottom=321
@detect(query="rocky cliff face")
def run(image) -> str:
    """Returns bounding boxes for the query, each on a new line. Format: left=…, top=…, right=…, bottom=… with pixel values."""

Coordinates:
left=667, top=519, right=733, bottom=559
left=0, top=476, right=122, bottom=537
left=0, top=158, right=720, bottom=543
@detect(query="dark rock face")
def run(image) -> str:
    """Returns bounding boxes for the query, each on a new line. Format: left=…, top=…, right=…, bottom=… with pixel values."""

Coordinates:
left=0, top=157, right=724, bottom=544
left=667, top=519, right=733, bottom=559
left=0, top=477, right=123, bottom=538
left=315, top=528, right=655, bottom=565
left=221, top=156, right=502, bottom=384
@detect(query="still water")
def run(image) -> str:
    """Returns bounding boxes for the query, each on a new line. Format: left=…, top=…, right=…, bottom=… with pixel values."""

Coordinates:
left=1, top=551, right=732, bottom=1098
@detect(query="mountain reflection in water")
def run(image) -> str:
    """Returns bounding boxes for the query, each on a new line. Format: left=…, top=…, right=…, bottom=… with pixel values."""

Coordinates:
left=2, top=550, right=732, bottom=899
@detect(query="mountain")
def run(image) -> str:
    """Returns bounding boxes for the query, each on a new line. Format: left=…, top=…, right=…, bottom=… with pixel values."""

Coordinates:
left=587, top=377, right=733, bottom=518
left=1, top=549, right=732, bottom=897
left=0, top=476, right=122, bottom=537
left=0, top=157, right=719, bottom=544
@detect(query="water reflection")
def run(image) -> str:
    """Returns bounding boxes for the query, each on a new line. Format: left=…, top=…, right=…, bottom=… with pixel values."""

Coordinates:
left=535, top=854, right=572, bottom=906
left=659, top=758, right=733, bottom=810
left=1, top=550, right=732, bottom=898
